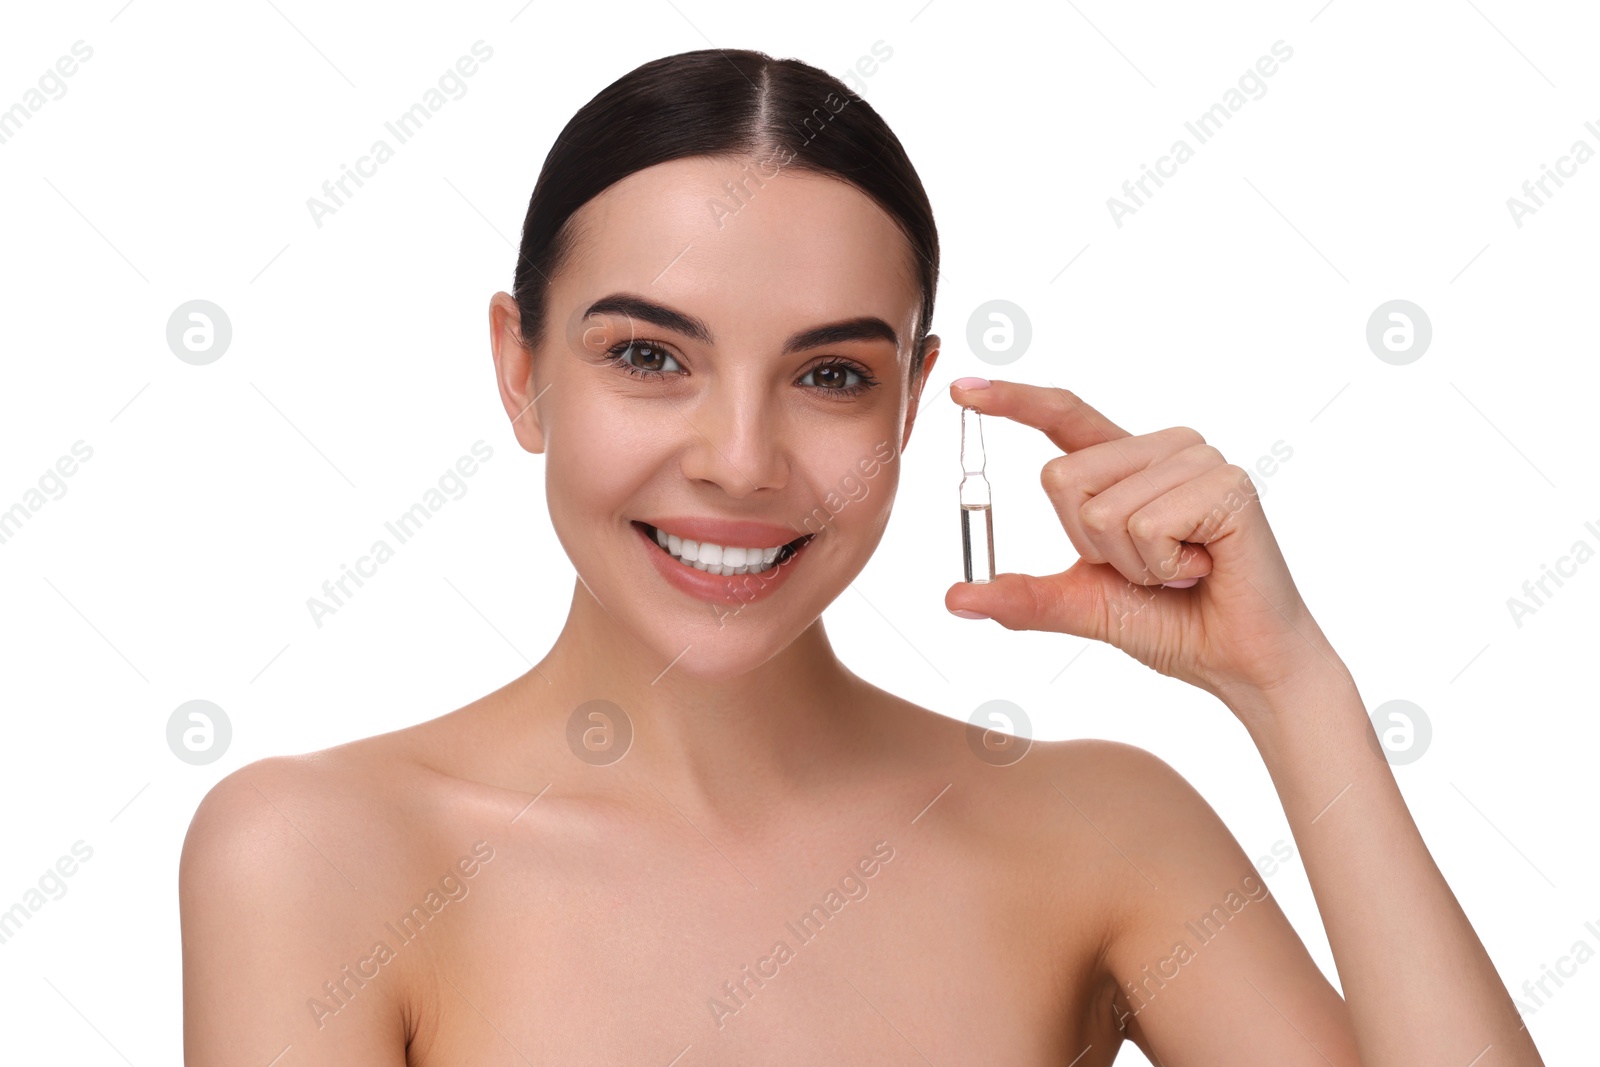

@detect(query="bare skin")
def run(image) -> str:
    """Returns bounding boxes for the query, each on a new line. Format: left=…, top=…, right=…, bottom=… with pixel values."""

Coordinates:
left=181, top=156, right=1543, bottom=1065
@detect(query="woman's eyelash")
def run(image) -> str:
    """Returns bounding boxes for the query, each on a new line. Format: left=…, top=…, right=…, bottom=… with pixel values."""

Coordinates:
left=601, top=340, right=879, bottom=398
left=602, top=340, right=681, bottom=380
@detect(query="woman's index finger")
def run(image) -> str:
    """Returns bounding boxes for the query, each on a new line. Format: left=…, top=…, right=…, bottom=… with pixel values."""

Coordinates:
left=951, top=380, right=1133, bottom=453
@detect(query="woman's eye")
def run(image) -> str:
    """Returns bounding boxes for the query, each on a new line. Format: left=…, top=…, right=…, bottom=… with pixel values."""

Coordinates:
left=801, top=362, right=865, bottom=391
left=607, top=340, right=682, bottom=376
left=605, top=344, right=875, bottom=398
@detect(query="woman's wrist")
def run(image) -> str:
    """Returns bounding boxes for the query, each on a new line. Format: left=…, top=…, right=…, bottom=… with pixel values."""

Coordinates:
left=1214, top=637, right=1363, bottom=739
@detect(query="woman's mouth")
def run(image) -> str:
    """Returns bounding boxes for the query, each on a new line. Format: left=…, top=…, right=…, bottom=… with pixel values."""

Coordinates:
left=632, top=520, right=814, bottom=576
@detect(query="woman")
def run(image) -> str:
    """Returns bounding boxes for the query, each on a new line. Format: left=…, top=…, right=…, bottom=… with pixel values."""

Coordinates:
left=180, top=48, right=1544, bottom=1065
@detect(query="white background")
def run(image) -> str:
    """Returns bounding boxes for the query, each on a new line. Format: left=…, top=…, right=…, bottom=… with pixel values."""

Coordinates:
left=1, top=0, right=1596, bottom=1061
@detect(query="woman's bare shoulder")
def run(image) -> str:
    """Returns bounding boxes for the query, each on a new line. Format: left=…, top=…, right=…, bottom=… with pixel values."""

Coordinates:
left=1009, top=735, right=1230, bottom=854
left=856, top=677, right=1192, bottom=800
left=1030, top=736, right=1200, bottom=796
left=860, top=685, right=1227, bottom=876
left=177, top=705, right=511, bottom=899
left=176, top=713, right=517, bottom=1059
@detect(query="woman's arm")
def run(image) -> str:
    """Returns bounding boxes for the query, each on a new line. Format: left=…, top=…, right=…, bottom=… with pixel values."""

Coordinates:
left=180, top=759, right=410, bottom=1066
left=1073, top=657, right=1539, bottom=1065
left=944, top=379, right=1543, bottom=1066
left=1058, top=736, right=1363, bottom=1064
left=1225, top=647, right=1539, bottom=1065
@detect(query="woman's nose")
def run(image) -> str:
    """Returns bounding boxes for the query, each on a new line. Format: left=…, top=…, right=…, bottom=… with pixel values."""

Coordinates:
left=677, top=393, right=789, bottom=497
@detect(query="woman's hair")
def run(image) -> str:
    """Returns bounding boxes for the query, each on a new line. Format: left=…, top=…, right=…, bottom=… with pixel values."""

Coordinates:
left=510, top=48, right=939, bottom=386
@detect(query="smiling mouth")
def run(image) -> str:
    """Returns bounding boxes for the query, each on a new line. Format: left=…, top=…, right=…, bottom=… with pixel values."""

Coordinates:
left=633, top=521, right=814, bottom=576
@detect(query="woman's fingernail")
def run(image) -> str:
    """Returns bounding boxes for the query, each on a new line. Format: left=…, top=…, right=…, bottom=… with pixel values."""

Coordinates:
left=951, top=608, right=990, bottom=619
left=1162, top=577, right=1200, bottom=588
left=953, top=377, right=991, bottom=390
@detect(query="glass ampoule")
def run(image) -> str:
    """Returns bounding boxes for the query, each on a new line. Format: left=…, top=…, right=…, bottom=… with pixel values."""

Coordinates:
left=959, top=405, right=995, bottom=583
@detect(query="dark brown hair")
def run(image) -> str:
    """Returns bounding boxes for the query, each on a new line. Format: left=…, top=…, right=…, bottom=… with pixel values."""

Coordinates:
left=510, top=48, right=939, bottom=384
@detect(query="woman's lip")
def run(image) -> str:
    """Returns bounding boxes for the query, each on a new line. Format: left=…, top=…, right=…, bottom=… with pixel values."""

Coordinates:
left=633, top=520, right=813, bottom=606
left=636, top=516, right=809, bottom=548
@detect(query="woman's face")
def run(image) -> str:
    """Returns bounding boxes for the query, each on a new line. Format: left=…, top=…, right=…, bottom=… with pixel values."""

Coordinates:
left=491, top=154, right=939, bottom=679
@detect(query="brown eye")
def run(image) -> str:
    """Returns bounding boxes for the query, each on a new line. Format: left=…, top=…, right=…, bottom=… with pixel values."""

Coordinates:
left=621, top=342, right=666, bottom=371
left=799, top=360, right=875, bottom=397
left=604, top=339, right=683, bottom=378
left=812, top=365, right=850, bottom=389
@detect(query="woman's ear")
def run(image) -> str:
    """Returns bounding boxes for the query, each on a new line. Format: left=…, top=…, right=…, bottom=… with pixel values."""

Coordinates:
left=489, top=292, right=547, bottom=455
left=901, top=333, right=940, bottom=452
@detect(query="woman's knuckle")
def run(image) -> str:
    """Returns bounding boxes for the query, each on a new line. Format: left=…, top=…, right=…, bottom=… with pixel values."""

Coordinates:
left=1041, top=455, right=1073, bottom=489
left=1079, top=498, right=1114, bottom=534
left=1127, top=511, right=1161, bottom=541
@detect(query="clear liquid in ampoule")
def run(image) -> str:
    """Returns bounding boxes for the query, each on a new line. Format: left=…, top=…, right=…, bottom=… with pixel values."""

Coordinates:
left=959, top=405, right=996, bottom=583
left=961, top=503, right=995, bottom=583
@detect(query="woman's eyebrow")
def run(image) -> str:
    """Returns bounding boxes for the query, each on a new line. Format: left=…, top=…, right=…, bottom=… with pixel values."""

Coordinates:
left=584, top=292, right=899, bottom=354
left=785, top=317, right=899, bottom=355
left=586, top=293, right=713, bottom=345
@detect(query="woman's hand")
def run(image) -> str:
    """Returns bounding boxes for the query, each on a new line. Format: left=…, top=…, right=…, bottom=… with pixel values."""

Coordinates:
left=943, top=379, right=1548, bottom=1067
left=944, top=378, right=1349, bottom=708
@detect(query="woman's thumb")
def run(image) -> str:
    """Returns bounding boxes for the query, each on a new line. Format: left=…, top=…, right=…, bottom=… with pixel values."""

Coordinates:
left=945, top=559, right=1127, bottom=642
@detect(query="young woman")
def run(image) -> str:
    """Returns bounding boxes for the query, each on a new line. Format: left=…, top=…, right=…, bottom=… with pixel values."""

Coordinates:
left=180, top=49, right=1544, bottom=1065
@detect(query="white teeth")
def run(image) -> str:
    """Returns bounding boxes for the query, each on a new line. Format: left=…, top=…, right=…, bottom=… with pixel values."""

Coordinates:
left=646, top=524, right=797, bottom=575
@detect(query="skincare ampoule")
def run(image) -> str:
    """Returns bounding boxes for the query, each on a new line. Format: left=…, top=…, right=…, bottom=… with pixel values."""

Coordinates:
left=959, top=405, right=995, bottom=583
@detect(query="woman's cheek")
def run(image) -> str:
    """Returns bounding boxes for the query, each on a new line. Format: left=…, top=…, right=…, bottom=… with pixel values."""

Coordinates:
left=813, top=438, right=899, bottom=535
left=543, top=401, right=644, bottom=518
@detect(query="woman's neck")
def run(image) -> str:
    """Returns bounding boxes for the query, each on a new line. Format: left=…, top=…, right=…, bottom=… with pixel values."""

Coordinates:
left=515, top=579, right=879, bottom=829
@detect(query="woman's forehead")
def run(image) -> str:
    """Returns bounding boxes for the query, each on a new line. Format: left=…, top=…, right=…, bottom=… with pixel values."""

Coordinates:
left=564, top=157, right=921, bottom=339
